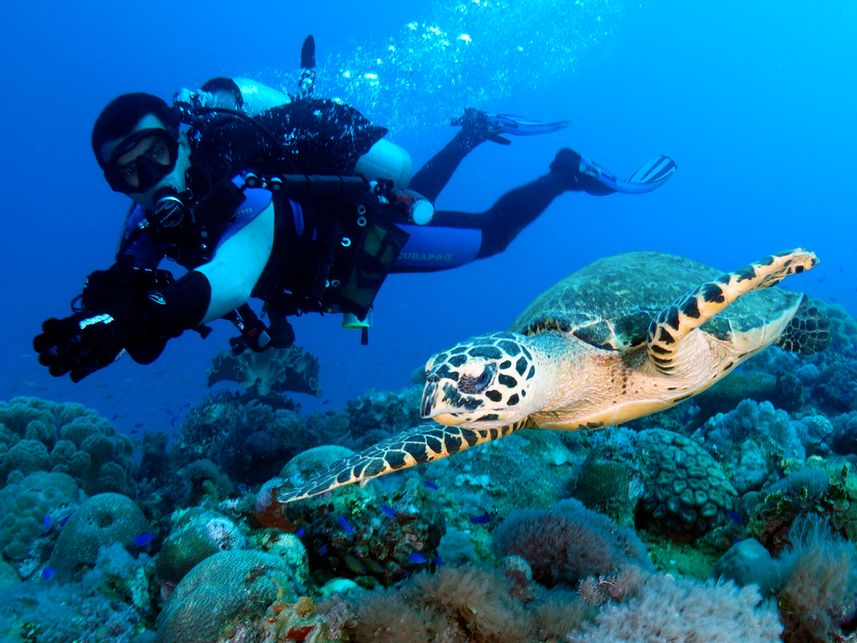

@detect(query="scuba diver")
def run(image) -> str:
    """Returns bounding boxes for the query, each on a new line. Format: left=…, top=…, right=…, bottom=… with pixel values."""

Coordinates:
left=34, top=46, right=677, bottom=383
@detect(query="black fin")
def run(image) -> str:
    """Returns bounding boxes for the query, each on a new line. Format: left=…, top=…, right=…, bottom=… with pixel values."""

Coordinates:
left=298, top=35, right=316, bottom=98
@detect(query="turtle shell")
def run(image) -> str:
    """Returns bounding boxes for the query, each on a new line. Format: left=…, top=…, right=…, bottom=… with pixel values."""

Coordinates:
left=512, top=252, right=803, bottom=351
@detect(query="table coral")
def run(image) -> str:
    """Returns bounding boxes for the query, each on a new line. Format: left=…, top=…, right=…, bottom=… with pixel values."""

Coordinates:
left=207, top=345, right=321, bottom=397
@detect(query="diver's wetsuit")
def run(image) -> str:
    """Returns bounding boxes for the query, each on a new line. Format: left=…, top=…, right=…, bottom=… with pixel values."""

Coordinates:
left=117, top=99, right=573, bottom=330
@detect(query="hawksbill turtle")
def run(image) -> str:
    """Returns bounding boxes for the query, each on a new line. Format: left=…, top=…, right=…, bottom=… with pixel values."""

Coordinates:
left=271, top=249, right=829, bottom=505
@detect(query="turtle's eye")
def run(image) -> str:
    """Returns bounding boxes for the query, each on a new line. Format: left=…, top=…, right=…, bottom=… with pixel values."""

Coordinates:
left=459, top=363, right=497, bottom=394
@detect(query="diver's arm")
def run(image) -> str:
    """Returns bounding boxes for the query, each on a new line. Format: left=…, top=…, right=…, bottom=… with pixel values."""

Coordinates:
left=196, top=201, right=275, bottom=322
left=407, top=109, right=494, bottom=202
left=34, top=202, right=276, bottom=381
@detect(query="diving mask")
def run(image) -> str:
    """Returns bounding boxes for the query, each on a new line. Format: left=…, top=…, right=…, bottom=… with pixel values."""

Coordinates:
left=104, top=128, right=179, bottom=194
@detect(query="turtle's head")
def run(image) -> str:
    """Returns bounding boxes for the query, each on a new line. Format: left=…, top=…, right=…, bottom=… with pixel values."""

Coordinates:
left=420, top=332, right=538, bottom=429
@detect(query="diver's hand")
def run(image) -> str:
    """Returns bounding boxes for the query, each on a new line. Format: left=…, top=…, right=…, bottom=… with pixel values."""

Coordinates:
left=450, top=108, right=511, bottom=146
left=34, top=312, right=126, bottom=382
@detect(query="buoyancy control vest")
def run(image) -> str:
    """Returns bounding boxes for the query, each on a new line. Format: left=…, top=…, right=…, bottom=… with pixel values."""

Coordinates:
left=117, top=93, right=427, bottom=346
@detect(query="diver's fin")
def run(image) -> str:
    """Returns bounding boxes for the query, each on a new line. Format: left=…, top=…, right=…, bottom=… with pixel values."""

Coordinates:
left=451, top=109, right=570, bottom=145
left=581, top=154, right=678, bottom=195
left=298, top=35, right=316, bottom=98
left=488, top=113, right=571, bottom=137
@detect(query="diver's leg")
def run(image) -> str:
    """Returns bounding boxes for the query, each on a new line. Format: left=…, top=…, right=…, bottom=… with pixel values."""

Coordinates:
left=391, top=169, right=568, bottom=274
left=449, top=170, right=570, bottom=259
left=394, top=148, right=677, bottom=273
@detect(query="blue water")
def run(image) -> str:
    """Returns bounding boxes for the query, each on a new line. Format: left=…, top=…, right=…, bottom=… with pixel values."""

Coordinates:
left=2, top=0, right=855, bottom=434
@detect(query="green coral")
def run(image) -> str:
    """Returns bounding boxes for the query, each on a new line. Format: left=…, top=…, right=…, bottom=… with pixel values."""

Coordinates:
left=0, top=397, right=135, bottom=496
left=750, top=460, right=857, bottom=552
left=0, top=471, right=80, bottom=566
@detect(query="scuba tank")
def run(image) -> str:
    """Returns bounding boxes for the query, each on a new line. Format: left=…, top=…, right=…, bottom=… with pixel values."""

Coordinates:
left=174, top=77, right=291, bottom=117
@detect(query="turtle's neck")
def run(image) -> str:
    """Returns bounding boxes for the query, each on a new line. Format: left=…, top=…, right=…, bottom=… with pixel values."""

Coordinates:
left=525, top=331, right=596, bottom=417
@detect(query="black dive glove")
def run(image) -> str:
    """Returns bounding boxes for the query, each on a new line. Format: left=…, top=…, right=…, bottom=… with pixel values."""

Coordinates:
left=34, top=270, right=211, bottom=382
left=34, top=310, right=132, bottom=382
left=451, top=108, right=511, bottom=147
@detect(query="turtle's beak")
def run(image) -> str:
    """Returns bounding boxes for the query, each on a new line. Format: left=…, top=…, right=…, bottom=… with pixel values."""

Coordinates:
left=420, top=379, right=465, bottom=425
left=420, top=380, right=439, bottom=418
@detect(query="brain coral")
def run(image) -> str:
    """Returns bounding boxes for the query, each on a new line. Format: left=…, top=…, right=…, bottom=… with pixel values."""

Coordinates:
left=155, top=550, right=302, bottom=642
left=48, top=492, right=150, bottom=581
left=0, top=397, right=135, bottom=496
left=637, top=429, right=737, bottom=537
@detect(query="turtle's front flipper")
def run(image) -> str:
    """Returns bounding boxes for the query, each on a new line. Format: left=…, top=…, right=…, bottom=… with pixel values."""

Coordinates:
left=274, top=423, right=506, bottom=504
left=777, top=295, right=831, bottom=354
left=646, top=249, right=819, bottom=372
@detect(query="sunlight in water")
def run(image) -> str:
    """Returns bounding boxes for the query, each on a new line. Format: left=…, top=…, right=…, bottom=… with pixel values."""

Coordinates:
left=274, top=0, right=624, bottom=133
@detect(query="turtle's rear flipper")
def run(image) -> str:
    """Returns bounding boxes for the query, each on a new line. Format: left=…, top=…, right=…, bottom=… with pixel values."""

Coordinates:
left=273, top=423, right=498, bottom=504
left=647, top=249, right=819, bottom=373
left=777, top=296, right=831, bottom=354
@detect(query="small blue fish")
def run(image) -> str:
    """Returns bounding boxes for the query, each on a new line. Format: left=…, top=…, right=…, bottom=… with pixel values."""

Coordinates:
left=337, top=516, right=355, bottom=537
left=380, top=505, right=397, bottom=519
left=295, top=527, right=305, bottom=538
left=470, top=512, right=492, bottom=525
left=422, top=479, right=440, bottom=491
left=726, top=510, right=743, bottom=526
left=42, top=515, right=53, bottom=531
left=41, top=567, right=56, bottom=581
left=134, top=532, right=155, bottom=549
left=408, top=552, right=429, bottom=565
left=319, top=544, right=328, bottom=555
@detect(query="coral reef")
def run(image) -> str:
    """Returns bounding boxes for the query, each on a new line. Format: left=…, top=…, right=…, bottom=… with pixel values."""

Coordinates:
left=1, top=302, right=855, bottom=640
left=155, top=508, right=246, bottom=588
left=154, top=550, right=302, bottom=642
left=0, top=544, right=153, bottom=641
left=264, top=472, right=444, bottom=587
left=48, top=492, right=151, bottom=581
left=716, top=514, right=857, bottom=642
left=776, top=514, right=857, bottom=642
left=636, top=429, right=737, bottom=538
left=0, top=471, right=80, bottom=575
left=748, top=461, right=857, bottom=551
left=694, top=399, right=805, bottom=495
left=493, top=498, right=651, bottom=587
left=207, top=344, right=321, bottom=397
left=0, top=397, right=136, bottom=496
left=325, top=564, right=591, bottom=642
left=572, top=568, right=783, bottom=642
